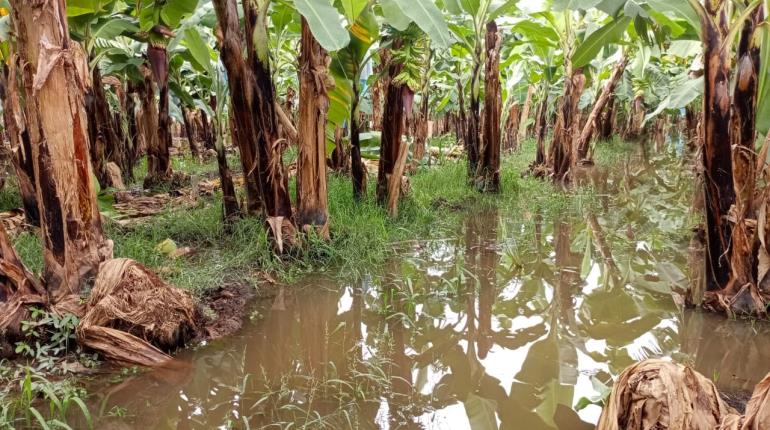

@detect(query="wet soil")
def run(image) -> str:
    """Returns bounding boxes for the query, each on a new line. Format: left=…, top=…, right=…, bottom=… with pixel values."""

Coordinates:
left=196, top=282, right=256, bottom=341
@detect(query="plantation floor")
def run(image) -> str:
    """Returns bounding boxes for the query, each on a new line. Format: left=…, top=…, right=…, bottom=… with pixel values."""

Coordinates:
left=4, top=138, right=770, bottom=428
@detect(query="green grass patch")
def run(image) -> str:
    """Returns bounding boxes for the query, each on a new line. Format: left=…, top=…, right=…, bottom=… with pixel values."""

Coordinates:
left=8, top=136, right=605, bottom=296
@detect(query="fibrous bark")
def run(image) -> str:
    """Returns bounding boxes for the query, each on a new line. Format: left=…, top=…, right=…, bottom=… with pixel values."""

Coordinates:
left=700, top=1, right=737, bottom=291
left=467, top=42, right=483, bottom=177
left=503, top=103, right=520, bottom=151
left=376, top=43, right=411, bottom=210
left=181, top=106, right=200, bottom=158
left=413, top=52, right=432, bottom=169
left=86, top=66, right=126, bottom=189
left=137, top=67, right=162, bottom=185
left=210, top=96, right=240, bottom=223
left=212, top=0, right=263, bottom=215
left=599, top=93, right=616, bottom=141
left=296, top=19, right=330, bottom=237
left=350, top=79, right=366, bottom=200
left=477, top=21, right=502, bottom=192
left=518, top=84, right=535, bottom=143
left=9, top=0, right=112, bottom=301
left=547, top=68, right=585, bottom=181
left=242, top=0, right=293, bottom=222
left=145, top=45, right=172, bottom=187
left=0, top=62, right=39, bottom=226
left=529, top=91, right=549, bottom=176
left=575, top=56, right=628, bottom=161
left=456, top=76, right=467, bottom=147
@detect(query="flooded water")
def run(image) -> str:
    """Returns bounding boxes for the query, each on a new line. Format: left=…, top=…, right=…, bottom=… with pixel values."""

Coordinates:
left=86, top=150, right=770, bottom=429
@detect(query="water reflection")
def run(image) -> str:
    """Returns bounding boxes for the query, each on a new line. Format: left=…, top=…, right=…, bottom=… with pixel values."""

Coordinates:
left=85, top=152, right=770, bottom=429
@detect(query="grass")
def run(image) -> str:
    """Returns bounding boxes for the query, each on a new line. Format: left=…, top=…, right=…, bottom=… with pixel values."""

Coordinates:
left=1, top=136, right=614, bottom=297
left=0, top=176, right=22, bottom=212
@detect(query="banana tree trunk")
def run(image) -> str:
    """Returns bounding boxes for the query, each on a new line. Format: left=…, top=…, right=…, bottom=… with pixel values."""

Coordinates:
left=296, top=19, right=330, bottom=237
left=242, top=0, right=293, bottom=223
left=377, top=43, right=411, bottom=212
left=212, top=0, right=264, bottom=215
left=200, top=109, right=215, bottom=151
left=145, top=45, right=172, bottom=187
left=8, top=0, right=111, bottom=302
left=138, top=68, right=160, bottom=180
left=700, top=3, right=735, bottom=291
left=456, top=78, right=467, bottom=147
left=628, top=94, right=645, bottom=139
left=684, top=105, right=698, bottom=150
left=351, top=80, right=366, bottom=200
left=477, top=21, right=502, bottom=192
left=576, top=56, right=628, bottom=161
left=726, top=7, right=761, bottom=296
left=181, top=106, right=200, bottom=158
left=372, top=62, right=384, bottom=131
left=599, top=93, right=616, bottom=141
left=413, top=82, right=430, bottom=168
left=210, top=96, right=240, bottom=223
left=504, top=104, right=520, bottom=151
left=87, top=65, right=125, bottom=188
left=0, top=63, right=39, bottom=226
left=518, top=85, right=535, bottom=142
left=530, top=93, right=548, bottom=174
left=467, top=47, right=482, bottom=178
left=124, top=81, right=139, bottom=179
left=548, top=67, right=585, bottom=181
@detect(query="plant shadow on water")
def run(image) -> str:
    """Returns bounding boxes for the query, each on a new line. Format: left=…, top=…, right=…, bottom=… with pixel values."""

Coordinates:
left=79, top=149, right=770, bottom=429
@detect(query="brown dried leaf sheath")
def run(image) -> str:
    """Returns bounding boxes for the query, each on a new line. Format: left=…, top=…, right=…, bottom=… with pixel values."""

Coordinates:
left=77, top=259, right=196, bottom=367
left=598, top=359, right=739, bottom=430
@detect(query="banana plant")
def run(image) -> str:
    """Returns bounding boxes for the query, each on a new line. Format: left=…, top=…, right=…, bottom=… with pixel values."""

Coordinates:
left=445, top=0, right=516, bottom=176
left=131, top=0, right=200, bottom=186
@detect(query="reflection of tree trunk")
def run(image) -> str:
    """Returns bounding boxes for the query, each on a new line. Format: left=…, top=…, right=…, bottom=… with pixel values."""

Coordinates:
left=0, top=63, right=39, bottom=226
left=477, top=21, right=502, bottom=193
left=296, top=18, right=330, bottom=237
left=576, top=56, right=628, bottom=161
left=587, top=213, right=619, bottom=274
left=477, top=211, right=498, bottom=359
left=381, top=263, right=412, bottom=423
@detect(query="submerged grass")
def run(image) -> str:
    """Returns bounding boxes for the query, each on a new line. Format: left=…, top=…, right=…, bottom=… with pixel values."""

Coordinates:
left=5, top=137, right=610, bottom=296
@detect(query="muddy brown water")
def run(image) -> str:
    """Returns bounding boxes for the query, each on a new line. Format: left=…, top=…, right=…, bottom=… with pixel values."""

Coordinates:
left=85, top=152, right=770, bottom=429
